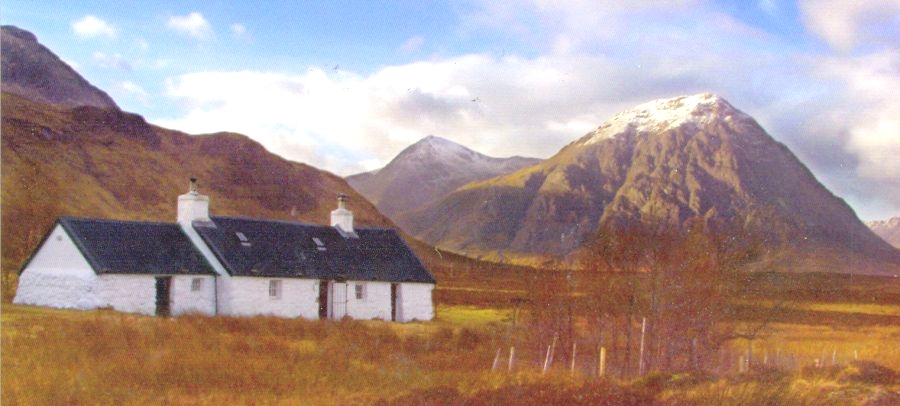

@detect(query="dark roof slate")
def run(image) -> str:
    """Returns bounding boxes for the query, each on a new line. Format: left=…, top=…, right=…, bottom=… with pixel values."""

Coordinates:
left=57, top=217, right=216, bottom=275
left=193, top=216, right=435, bottom=283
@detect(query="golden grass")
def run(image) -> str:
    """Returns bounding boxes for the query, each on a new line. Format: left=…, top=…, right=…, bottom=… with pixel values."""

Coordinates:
left=434, top=304, right=512, bottom=326
left=735, top=299, right=900, bottom=317
left=3, top=302, right=898, bottom=405
left=727, top=323, right=900, bottom=372
left=1, top=304, right=501, bottom=404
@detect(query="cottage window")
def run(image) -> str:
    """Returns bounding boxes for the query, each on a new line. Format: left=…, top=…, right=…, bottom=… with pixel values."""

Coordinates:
left=191, top=278, right=203, bottom=292
left=269, top=280, right=282, bottom=299
left=355, top=283, right=366, bottom=300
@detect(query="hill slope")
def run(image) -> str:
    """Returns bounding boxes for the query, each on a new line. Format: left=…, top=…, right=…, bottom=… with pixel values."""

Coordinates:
left=0, top=93, right=396, bottom=279
left=1, top=25, right=118, bottom=110
left=399, top=94, right=900, bottom=275
left=347, top=135, right=539, bottom=218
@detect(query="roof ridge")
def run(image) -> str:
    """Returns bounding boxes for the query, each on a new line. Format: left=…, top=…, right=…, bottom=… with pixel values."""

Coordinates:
left=209, top=215, right=393, bottom=231
left=59, top=216, right=179, bottom=227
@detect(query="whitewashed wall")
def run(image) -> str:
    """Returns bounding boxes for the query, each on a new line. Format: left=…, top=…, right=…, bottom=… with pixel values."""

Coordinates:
left=97, top=274, right=216, bottom=316
left=345, top=281, right=392, bottom=320
left=228, top=277, right=318, bottom=318
left=171, top=275, right=216, bottom=315
left=98, top=274, right=156, bottom=315
left=399, top=283, right=434, bottom=322
left=216, top=276, right=234, bottom=315
left=13, top=225, right=103, bottom=310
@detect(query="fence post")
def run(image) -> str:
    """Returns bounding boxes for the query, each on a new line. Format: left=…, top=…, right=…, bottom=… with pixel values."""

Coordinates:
left=571, top=342, right=577, bottom=377
left=492, top=348, right=501, bottom=371
left=638, top=317, right=647, bottom=376
left=543, top=345, right=552, bottom=374
left=599, top=346, right=607, bottom=377
left=546, top=334, right=558, bottom=372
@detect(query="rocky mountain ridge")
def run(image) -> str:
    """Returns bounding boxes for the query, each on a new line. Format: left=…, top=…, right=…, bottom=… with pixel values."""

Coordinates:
left=347, top=135, right=539, bottom=217
left=1, top=25, right=119, bottom=110
left=398, top=94, right=900, bottom=275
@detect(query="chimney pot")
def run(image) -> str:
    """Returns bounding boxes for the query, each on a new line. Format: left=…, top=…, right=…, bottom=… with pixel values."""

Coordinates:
left=178, top=177, right=209, bottom=223
left=331, top=193, right=354, bottom=233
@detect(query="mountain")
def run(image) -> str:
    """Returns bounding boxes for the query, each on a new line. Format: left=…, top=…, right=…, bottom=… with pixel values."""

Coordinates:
left=867, top=217, right=900, bottom=248
left=347, top=135, right=540, bottom=218
left=399, top=94, right=900, bottom=275
left=1, top=25, right=118, bottom=110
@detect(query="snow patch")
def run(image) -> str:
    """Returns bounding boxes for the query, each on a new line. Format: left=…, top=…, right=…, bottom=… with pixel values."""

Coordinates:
left=584, top=93, right=750, bottom=145
left=404, top=135, right=529, bottom=176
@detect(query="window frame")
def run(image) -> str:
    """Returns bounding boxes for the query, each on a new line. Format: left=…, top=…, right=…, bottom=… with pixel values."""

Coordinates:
left=269, top=279, right=282, bottom=299
left=355, top=283, right=366, bottom=300
left=191, top=277, right=204, bottom=292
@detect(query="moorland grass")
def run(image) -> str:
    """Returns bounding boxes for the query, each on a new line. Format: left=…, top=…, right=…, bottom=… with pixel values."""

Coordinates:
left=2, top=303, right=898, bottom=405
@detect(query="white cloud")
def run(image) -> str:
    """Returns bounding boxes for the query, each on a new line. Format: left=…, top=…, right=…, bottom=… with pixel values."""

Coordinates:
left=152, top=1, right=782, bottom=176
left=398, top=36, right=425, bottom=53
left=231, top=23, right=247, bottom=36
left=798, top=0, right=900, bottom=51
left=167, top=12, right=212, bottom=39
left=816, top=51, right=900, bottom=182
left=154, top=48, right=774, bottom=176
left=119, top=81, right=148, bottom=97
left=72, top=15, right=116, bottom=39
left=149, top=0, right=899, bottom=219
left=92, top=52, right=131, bottom=71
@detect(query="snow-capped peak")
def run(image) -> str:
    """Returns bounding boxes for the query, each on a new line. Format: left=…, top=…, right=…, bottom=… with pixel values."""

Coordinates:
left=406, top=135, right=477, bottom=160
left=584, top=93, right=750, bottom=145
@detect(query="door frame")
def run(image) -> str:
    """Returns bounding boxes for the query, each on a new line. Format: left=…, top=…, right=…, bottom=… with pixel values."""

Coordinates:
left=318, top=280, right=329, bottom=319
left=155, top=276, right=172, bottom=317
left=390, top=283, right=401, bottom=322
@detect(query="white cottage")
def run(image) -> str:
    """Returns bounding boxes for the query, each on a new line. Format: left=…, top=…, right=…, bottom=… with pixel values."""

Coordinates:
left=14, top=179, right=436, bottom=322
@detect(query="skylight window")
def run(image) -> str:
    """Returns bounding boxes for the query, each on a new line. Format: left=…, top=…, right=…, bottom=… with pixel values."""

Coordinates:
left=313, top=237, right=326, bottom=251
left=236, top=231, right=251, bottom=247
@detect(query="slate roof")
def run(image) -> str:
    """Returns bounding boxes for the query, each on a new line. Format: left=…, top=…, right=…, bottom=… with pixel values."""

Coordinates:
left=192, top=216, right=436, bottom=283
left=51, top=217, right=216, bottom=275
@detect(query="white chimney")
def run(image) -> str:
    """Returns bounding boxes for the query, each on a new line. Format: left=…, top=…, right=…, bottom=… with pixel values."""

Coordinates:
left=177, top=177, right=210, bottom=224
left=330, top=193, right=354, bottom=233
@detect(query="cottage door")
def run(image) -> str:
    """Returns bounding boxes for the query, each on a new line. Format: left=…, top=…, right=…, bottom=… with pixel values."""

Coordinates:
left=155, top=277, right=172, bottom=317
left=332, top=282, right=347, bottom=319
left=390, top=283, right=401, bottom=322
left=318, top=280, right=329, bottom=319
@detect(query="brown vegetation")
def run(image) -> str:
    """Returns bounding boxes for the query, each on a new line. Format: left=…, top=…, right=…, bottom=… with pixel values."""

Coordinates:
left=2, top=302, right=898, bottom=405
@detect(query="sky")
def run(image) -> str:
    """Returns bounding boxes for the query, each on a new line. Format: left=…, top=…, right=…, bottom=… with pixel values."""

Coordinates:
left=2, top=1, right=899, bottom=221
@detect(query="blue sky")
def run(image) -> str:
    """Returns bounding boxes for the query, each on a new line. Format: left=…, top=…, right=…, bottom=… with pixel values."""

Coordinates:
left=2, top=1, right=899, bottom=221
